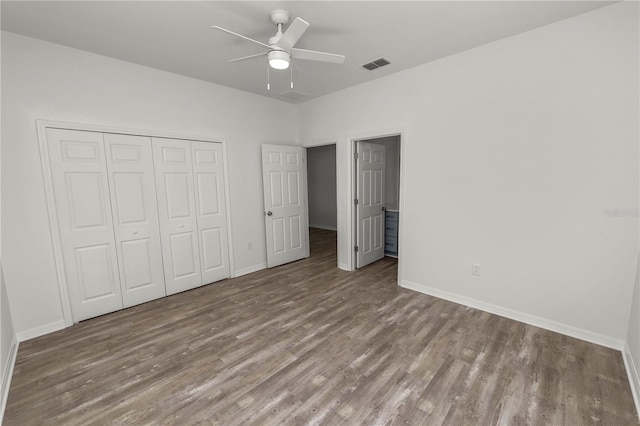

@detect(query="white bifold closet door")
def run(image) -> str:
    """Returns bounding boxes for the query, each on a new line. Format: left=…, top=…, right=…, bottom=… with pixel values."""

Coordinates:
left=191, top=141, right=231, bottom=285
left=48, top=129, right=123, bottom=321
left=47, top=129, right=166, bottom=321
left=152, top=138, right=230, bottom=295
left=47, top=129, right=230, bottom=322
left=104, top=134, right=166, bottom=307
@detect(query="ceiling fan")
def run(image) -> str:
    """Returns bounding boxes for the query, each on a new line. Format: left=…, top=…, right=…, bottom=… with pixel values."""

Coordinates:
left=212, top=10, right=345, bottom=71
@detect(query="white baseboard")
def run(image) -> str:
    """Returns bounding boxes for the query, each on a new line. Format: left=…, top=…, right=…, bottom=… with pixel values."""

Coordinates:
left=16, top=319, right=66, bottom=342
left=309, top=224, right=338, bottom=232
left=400, top=280, right=625, bottom=350
left=233, top=263, right=267, bottom=278
left=623, top=343, right=640, bottom=419
left=0, top=336, right=18, bottom=422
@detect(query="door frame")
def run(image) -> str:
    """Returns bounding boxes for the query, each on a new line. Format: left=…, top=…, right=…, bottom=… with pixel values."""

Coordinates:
left=348, top=129, right=405, bottom=273
left=303, top=140, right=339, bottom=257
left=36, top=119, right=235, bottom=327
left=305, top=141, right=338, bottom=231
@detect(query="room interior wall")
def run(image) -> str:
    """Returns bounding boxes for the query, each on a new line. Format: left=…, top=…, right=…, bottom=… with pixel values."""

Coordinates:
left=307, top=145, right=337, bottom=231
left=0, top=24, right=18, bottom=419
left=1, top=31, right=298, bottom=337
left=299, top=2, right=639, bottom=345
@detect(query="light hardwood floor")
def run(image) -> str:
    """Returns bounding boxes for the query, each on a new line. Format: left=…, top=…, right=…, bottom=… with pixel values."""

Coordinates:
left=4, top=228, right=639, bottom=425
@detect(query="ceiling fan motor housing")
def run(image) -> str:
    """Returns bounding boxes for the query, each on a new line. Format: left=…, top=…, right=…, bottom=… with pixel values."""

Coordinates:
left=268, top=36, right=283, bottom=49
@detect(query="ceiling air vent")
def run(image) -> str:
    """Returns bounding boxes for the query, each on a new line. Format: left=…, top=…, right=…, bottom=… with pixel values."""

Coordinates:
left=279, top=90, right=308, bottom=102
left=361, top=57, right=391, bottom=71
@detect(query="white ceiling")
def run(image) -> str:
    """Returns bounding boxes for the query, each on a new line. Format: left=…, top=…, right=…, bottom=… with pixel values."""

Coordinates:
left=1, top=1, right=614, bottom=103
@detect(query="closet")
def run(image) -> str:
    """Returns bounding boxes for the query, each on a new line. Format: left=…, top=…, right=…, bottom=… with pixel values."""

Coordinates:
left=46, top=128, right=230, bottom=322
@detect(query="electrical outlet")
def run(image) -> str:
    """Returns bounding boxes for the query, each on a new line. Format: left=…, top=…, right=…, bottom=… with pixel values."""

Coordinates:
left=472, top=264, right=481, bottom=276
left=248, top=241, right=253, bottom=250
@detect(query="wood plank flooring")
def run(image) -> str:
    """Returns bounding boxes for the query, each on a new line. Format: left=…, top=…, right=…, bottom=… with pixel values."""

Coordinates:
left=4, top=228, right=639, bottom=425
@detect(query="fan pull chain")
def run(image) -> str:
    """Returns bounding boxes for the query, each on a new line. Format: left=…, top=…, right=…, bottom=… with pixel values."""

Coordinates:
left=267, top=65, right=271, bottom=91
left=290, top=64, right=294, bottom=89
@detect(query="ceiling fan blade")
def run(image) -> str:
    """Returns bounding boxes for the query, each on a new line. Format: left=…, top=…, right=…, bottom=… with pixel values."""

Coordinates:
left=211, top=26, right=270, bottom=49
left=229, top=52, right=268, bottom=63
left=276, top=17, right=309, bottom=51
left=291, top=48, right=345, bottom=64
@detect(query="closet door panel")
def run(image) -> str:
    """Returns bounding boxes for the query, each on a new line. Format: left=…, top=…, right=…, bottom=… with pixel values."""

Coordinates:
left=120, top=239, right=154, bottom=289
left=201, top=228, right=223, bottom=270
left=164, top=173, right=191, bottom=218
left=47, top=128, right=123, bottom=321
left=75, top=244, right=118, bottom=300
left=170, top=232, right=199, bottom=277
left=153, top=138, right=202, bottom=295
left=105, top=134, right=166, bottom=307
left=192, top=141, right=230, bottom=284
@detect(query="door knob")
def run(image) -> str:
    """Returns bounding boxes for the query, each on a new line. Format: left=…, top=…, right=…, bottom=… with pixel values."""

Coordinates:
left=132, top=230, right=138, bottom=234
left=180, top=224, right=184, bottom=228
left=267, top=211, right=273, bottom=216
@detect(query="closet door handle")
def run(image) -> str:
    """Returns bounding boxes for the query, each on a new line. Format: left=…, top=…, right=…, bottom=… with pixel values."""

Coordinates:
left=179, top=224, right=184, bottom=228
left=266, top=211, right=273, bottom=216
left=132, top=230, right=138, bottom=235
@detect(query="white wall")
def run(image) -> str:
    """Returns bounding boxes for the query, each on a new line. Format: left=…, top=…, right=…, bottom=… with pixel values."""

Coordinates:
left=1, top=32, right=298, bottom=336
left=1, top=24, right=18, bottom=420
left=0, top=23, right=18, bottom=423
left=307, top=145, right=337, bottom=230
left=299, top=2, right=639, bottom=344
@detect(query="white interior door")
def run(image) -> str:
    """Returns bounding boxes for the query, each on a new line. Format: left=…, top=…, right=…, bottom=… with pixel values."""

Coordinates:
left=261, top=144, right=309, bottom=268
left=191, top=141, right=230, bottom=284
left=47, top=128, right=123, bottom=321
left=356, top=141, right=386, bottom=268
left=104, top=134, right=166, bottom=307
left=152, top=138, right=202, bottom=295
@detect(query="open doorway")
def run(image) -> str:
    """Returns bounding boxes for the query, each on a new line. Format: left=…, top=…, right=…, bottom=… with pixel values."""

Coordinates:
left=353, top=135, right=401, bottom=269
left=307, top=144, right=338, bottom=259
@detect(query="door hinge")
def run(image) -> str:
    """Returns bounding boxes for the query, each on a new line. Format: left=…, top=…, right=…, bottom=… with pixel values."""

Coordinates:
left=354, top=246, right=359, bottom=252
left=354, top=199, right=359, bottom=205
left=354, top=152, right=358, bottom=160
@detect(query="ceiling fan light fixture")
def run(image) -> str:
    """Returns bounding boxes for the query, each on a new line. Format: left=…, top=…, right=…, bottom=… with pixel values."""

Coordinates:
left=268, top=50, right=290, bottom=70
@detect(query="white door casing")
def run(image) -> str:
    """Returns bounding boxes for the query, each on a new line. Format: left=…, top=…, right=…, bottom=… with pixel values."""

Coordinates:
left=356, top=141, right=386, bottom=268
left=47, top=128, right=124, bottom=321
left=104, top=133, right=166, bottom=307
left=262, top=144, right=309, bottom=268
left=191, top=141, right=230, bottom=284
left=152, top=137, right=202, bottom=295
